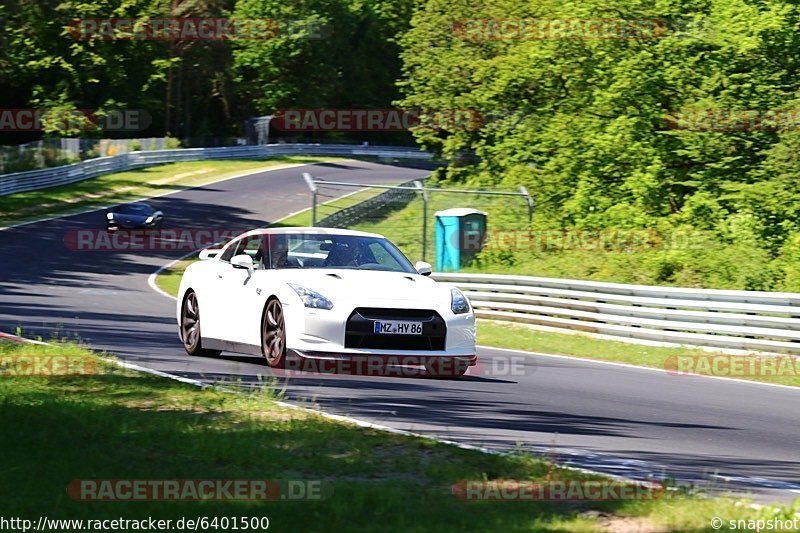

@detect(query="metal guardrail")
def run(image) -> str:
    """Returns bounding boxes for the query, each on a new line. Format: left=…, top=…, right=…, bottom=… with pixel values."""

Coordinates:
left=0, top=144, right=434, bottom=196
left=315, top=179, right=419, bottom=228
left=432, top=272, right=800, bottom=354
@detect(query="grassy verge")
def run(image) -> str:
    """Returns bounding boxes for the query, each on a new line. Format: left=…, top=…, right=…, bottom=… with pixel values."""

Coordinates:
left=156, top=258, right=195, bottom=298
left=0, top=157, right=341, bottom=228
left=478, top=320, right=800, bottom=387
left=1, top=339, right=793, bottom=531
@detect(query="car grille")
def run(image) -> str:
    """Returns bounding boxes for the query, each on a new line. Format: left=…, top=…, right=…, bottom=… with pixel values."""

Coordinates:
left=344, top=308, right=446, bottom=350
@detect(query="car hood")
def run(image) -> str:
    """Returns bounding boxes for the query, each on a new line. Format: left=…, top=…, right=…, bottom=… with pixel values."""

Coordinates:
left=271, top=268, right=447, bottom=304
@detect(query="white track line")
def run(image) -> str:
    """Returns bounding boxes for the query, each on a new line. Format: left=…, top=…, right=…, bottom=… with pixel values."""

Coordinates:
left=479, top=344, right=800, bottom=391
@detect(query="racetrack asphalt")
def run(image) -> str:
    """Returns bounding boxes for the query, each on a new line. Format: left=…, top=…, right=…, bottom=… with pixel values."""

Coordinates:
left=1, top=159, right=798, bottom=504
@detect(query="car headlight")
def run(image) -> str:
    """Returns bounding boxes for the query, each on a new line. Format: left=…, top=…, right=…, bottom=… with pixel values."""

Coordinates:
left=288, top=283, right=333, bottom=310
left=451, top=288, right=470, bottom=314
left=106, top=212, right=114, bottom=220
left=145, top=216, right=154, bottom=224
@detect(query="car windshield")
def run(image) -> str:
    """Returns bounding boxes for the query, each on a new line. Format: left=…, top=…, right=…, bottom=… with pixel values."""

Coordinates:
left=117, top=204, right=152, bottom=215
left=266, top=233, right=416, bottom=273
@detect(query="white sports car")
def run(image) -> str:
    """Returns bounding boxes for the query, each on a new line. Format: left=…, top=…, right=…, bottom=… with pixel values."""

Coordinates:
left=176, top=228, right=477, bottom=377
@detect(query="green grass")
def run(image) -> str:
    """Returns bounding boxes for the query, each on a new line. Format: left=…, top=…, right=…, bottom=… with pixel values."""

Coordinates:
left=278, top=186, right=393, bottom=228
left=1, top=339, right=793, bottom=531
left=478, top=320, right=800, bottom=387
left=156, top=258, right=195, bottom=298
left=0, top=157, right=341, bottom=227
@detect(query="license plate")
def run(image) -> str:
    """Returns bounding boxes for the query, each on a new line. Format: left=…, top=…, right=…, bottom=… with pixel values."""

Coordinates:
left=373, top=320, right=423, bottom=335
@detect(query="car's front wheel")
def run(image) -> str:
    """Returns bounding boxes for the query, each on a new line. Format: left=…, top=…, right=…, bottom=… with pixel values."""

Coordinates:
left=262, top=298, right=287, bottom=368
left=181, top=291, right=221, bottom=357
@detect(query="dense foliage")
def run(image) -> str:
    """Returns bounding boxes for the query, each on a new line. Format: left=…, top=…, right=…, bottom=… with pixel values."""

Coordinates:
left=0, top=0, right=411, bottom=143
left=3, top=0, right=800, bottom=288
left=399, top=0, right=800, bottom=290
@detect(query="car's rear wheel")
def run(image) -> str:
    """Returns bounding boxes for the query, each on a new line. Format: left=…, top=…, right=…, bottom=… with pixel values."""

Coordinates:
left=262, top=298, right=287, bottom=368
left=181, top=291, right=221, bottom=357
left=425, top=358, right=470, bottom=378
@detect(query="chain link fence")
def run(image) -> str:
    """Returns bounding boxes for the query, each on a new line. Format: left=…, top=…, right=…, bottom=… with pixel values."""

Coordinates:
left=304, top=175, right=533, bottom=264
left=315, top=180, right=420, bottom=229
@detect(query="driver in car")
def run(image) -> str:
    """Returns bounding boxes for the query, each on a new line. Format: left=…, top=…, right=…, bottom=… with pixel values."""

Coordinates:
left=324, top=240, right=370, bottom=267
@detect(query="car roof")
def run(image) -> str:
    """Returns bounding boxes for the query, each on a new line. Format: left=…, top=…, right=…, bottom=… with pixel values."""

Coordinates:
left=235, top=227, right=386, bottom=240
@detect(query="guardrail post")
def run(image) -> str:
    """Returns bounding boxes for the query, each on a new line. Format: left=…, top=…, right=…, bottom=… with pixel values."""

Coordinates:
left=414, top=180, right=428, bottom=262
left=303, top=172, right=318, bottom=226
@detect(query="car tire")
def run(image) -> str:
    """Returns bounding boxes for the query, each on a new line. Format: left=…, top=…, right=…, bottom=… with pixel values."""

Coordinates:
left=425, top=358, right=470, bottom=378
left=180, top=291, right=221, bottom=357
left=262, top=298, right=287, bottom=368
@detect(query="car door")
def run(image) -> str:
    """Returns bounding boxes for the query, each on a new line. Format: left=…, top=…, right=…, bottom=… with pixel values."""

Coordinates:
left=200, top=237, right=244, bottom=341
left=219, top=234, right=266, bottom=347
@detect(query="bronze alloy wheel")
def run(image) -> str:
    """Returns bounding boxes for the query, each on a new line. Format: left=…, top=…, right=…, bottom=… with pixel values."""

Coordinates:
left=181, top=291, right=220, bottom=357
left=262, top=298, right=287, bottom=367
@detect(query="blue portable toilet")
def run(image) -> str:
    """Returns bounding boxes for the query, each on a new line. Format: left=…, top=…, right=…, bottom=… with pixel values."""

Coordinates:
left=435, top=208, right=487, bottom=272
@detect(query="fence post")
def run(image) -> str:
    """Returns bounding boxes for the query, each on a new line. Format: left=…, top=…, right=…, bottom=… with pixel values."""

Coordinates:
left=519, top=185, right=534, bottom=240
left=303, top=172, right=318, bottom=226
left=414, top=180, right=428, bottom=262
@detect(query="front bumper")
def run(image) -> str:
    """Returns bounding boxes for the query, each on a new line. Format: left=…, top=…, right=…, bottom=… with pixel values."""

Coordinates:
left=293, top=350, right=477, bottom=363
left=344, top=307, right=447, bottom=350
left=284, top=301, right=476, bottom=356
left=107, top=219, right=161, bottom=231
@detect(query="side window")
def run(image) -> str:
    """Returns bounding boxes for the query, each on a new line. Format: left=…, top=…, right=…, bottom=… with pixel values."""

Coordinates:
left=219, top=239, right=242, bottom=263
left=266, top=234, right=289, bottom=269
left=241, top=235, right=264, bottom=268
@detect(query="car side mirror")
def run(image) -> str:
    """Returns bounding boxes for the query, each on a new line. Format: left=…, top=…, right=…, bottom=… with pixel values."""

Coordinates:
left=415, top=261, right=432, bottom=276
left=232, top=254, right=254, bottom=272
